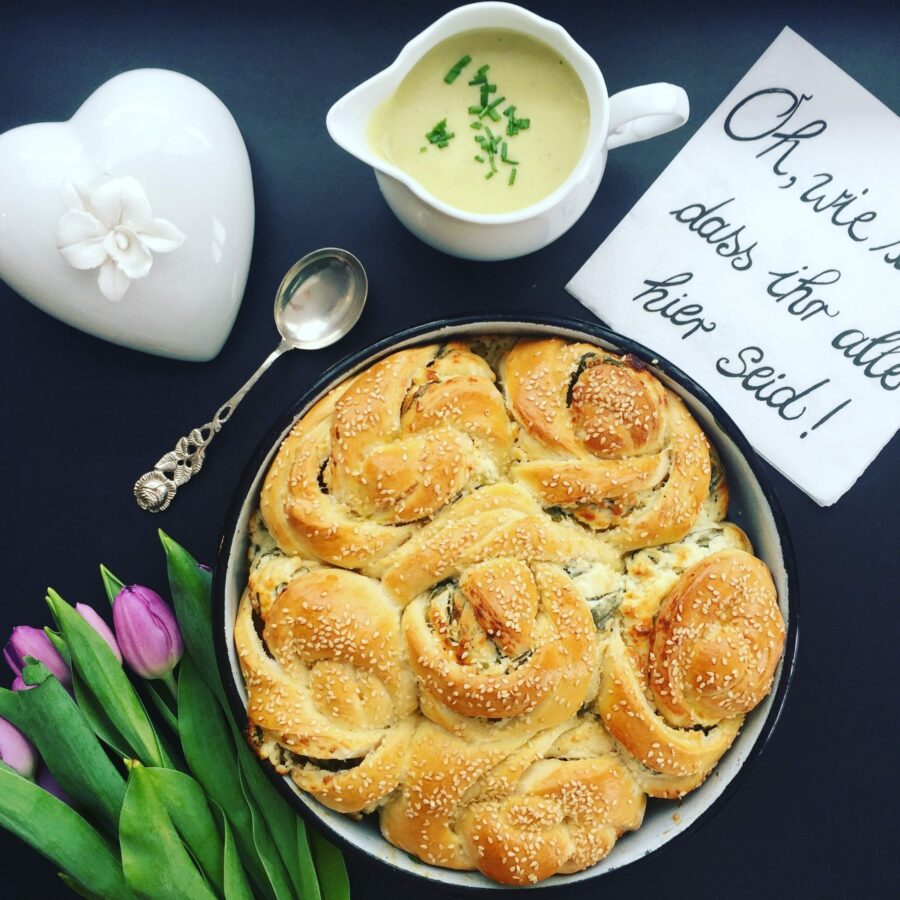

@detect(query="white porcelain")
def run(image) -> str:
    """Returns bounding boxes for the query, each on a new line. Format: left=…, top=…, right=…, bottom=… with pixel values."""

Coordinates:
left=326, top=2, right=689, bottom=260
left=0, top=69, right=254, bottom=361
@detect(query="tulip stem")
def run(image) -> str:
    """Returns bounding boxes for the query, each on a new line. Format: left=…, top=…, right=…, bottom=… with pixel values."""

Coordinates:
left=160, top=672, right=178, bottom=703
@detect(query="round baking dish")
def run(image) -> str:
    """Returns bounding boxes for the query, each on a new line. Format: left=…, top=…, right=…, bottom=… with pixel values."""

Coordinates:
left=213, top=314, right=798, bottom=892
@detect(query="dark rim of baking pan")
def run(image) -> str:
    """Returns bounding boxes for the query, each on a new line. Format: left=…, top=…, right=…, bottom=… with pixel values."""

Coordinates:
left=212, top=311, right=799, bottom=896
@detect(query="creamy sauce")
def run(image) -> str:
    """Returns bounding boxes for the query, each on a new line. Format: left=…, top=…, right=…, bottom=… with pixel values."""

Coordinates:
left=367, top=29, right=590, bottom=214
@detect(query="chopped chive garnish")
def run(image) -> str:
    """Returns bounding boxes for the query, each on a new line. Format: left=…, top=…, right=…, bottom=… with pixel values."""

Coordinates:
left=500, top=142, right=518, bottom=164
left=420, top=146, right=427, bottom=153
left=437, top=57, right=527, bottom=187
left=444, top=54, right=472, bottom=84
left=479, top=96, right=506, bottom=119
left=424, top=118, right=455, bottom=148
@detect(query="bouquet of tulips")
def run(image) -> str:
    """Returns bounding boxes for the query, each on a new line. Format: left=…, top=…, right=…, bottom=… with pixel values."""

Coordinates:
left=0, top=532, right=349, bottom=900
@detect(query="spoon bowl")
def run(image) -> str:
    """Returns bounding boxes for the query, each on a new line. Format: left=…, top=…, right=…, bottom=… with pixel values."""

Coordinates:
left=134, top=247, right=368, bottom=512
left=275, top=248, right=368, bottom=350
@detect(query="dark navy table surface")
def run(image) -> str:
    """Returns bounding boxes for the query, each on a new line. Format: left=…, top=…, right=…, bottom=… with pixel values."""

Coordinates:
left=2, top=1, right=898, bottom=897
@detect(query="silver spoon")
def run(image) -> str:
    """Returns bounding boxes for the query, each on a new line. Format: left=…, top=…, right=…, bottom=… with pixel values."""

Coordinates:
left=134, top=247, right=368, bottom=512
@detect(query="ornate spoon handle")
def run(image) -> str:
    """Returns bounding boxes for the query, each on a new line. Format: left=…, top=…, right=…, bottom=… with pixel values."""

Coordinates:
left=134, top=342, right=290, bottom=512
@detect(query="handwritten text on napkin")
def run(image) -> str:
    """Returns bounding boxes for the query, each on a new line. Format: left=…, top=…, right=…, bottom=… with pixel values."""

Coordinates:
left=568, top=28, right=899, bottom=506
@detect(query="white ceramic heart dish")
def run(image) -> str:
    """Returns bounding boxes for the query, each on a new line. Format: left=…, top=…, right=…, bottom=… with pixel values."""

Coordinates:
left=0, top=69, right=254, bottom=361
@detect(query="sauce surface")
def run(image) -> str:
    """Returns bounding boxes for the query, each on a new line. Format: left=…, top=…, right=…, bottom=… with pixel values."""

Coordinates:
left=367, top=29, right=590, bottom=214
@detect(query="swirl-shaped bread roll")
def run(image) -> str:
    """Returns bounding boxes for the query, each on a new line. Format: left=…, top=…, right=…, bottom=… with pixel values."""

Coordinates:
left=261, top=342, right=512, bottom=569
left=238, top=336, right=787, bottom=884
left=503, top=339, right=711, bottom=551
left=380, top=714, right=644, bottom=885
left=236, top=557, right=417, bottom=813
left=596, top=548, right=784, bottom=798
left=649, top=549, right=785, bottom=727
left=404, top=559, right=596, bottom=739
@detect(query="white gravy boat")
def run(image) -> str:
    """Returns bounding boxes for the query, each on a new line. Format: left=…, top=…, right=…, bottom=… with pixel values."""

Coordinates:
left=326, top=2, right=689, bottom=261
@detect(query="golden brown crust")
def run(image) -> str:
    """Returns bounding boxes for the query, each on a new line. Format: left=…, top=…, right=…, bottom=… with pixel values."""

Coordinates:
left=503, top=339, right=711, bottom=551
left=403, top=561, right=596, bottom=739
left=235, top=567, right=417, bottom=813
left=238, top=336, right=786, bottom=882
left=379, top=715, right=645, bottom=885
left=260, top=343, right=512, bottom=569
left=595, top=625, right=742, bottom=798
left=649, top=549, right=785, bottom=727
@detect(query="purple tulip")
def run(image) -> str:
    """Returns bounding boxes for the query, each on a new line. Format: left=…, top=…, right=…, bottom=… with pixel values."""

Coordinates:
left=38, top=767, right=74, bottom=805
left=4, top=626, right=71, bottom=687
left=112, top=585, right=183, bottom=682
left=76, top=603, right=122, bottom=663
left=0, top=717, right=37, bottom=779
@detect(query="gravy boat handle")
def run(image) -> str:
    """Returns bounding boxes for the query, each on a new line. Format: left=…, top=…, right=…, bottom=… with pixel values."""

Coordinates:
left=606, top=83, right=689, bottom=150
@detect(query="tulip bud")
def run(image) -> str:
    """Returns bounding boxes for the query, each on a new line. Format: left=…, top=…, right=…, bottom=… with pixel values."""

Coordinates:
left=0, top=717, right=37, bottom=779
left=4, top=626, right=71, bottom=687
left=112, top=585, right=183, bottom=681
left=11, top=675, right=27, bottom=692
left=75, top=603, right=122, bottom=663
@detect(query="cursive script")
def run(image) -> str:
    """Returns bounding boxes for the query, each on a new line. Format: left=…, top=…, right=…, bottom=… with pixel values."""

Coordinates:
left=631, top=274, right=717, bottom=339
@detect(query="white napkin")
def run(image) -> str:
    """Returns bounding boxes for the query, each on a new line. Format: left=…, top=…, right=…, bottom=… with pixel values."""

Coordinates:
left=568, top=27, right=900, bottom=506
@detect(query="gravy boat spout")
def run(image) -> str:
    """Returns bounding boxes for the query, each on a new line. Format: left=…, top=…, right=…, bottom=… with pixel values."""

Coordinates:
left=326, top=2, right=688, bottom=261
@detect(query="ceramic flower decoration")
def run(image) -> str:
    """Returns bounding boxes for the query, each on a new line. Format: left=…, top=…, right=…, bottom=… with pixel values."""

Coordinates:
left=56, top=176, right=185, bottom=303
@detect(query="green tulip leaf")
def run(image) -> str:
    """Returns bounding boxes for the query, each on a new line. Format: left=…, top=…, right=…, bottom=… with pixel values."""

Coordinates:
left=44, top=629, right=72, bottom=668
left=21, top=657, right=51, bottom=686
left=99, top=564, right=125, bottom=606
left=296, top=821, right=322, bottom=900
left=58, top=872, right=104, bottom=900
left=45, top=589, right=169, bottom=769
left=143, top=679, right=180, bottom=736
left=311, top=829, right=351, bottom=900
left=120, top=765, right=217, bottom=900
left=0, top=763, right=133, bottom=900
left=0, top=687, right=26, bottom=730
left=137, top=767, right=225, bottom=895
left=237, top=762, right=296, bottom=900
left=159, top=532, right=223, bottom=703
left=178, top=655, right=274, bottom=900
left=13, top=664, right=125, bottom=832
left=72, top=672, right=131, bottom=758
left=211, top=802, right=256, bottom=900
left=235, top=735, right=316, bottom=900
